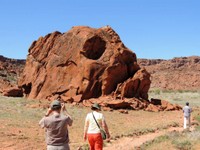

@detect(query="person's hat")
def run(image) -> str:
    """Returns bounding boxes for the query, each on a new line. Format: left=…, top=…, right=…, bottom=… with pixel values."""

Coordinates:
left=51, top=100, right=61, bottom=109
left=91, top=103, right=101, bottom=110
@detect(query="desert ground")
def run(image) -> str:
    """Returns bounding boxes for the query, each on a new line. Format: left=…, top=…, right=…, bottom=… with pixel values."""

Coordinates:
left=0, top=90, right=200, bottom=150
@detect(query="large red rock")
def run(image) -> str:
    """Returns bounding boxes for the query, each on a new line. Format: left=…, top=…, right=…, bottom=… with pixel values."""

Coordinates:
left=18, top=26, right=151, bottom=101
left=3, top=86, right=23, bottom=97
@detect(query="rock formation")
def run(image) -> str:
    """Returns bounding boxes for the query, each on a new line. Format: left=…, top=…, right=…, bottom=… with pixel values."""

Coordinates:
left=138, top=56, right=200, bottom=91
left=0, top=55, right=25, bottom=96
left=3, top=87, right=23, bottom=97
left=18, top=26, right=151, bottom=102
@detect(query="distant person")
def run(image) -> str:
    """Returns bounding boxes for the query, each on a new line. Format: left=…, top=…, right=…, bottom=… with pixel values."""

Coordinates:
left=83, top=103, right=110, bottom=150
left=183, top=102, right=192, bottom=129
left=39, top=100, right=73, bottom=150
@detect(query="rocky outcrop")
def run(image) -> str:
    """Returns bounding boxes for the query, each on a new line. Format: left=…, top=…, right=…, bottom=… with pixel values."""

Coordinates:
left=18, top=26, right=151, bottom=102
left=138, top=56, right=200, bottom=91
left=3, top=86, right=23, bottom=97
left=0, top=55, right=25, bottom=94
left=81, top=97, right=181, bottom=112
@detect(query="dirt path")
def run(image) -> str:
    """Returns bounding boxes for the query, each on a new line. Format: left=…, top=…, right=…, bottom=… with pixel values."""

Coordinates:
left=104, top=126, right=194, bottom=150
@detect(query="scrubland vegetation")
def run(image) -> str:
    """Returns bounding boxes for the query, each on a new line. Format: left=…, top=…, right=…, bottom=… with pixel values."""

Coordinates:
left=0, top=90, right=200, bottom=149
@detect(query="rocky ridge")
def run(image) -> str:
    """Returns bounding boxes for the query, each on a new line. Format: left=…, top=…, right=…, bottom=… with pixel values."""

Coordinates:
left=0, top=55, right=25, bottom=96
left=138, top=56, right=200, bottom=91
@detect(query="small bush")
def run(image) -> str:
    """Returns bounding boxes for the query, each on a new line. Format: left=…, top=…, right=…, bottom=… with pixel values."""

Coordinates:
left=154, top=89, right=161, bottom=95
left=154, top=135, right=170, bottom=143
left=139, top=135, right=170, bottom=149
left=172, top=140, right=192, bottom=150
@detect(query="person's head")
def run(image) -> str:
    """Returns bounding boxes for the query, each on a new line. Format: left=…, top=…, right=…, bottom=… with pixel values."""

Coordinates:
left=186, top=102, right=189, bottom=106
left=51, top=100, right=61, bottom=111
left=91, top=103, right=101, bottom=111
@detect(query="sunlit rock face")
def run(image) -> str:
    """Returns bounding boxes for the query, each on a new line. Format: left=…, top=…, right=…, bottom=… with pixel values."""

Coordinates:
left=18, top=26, right=151, bottom=101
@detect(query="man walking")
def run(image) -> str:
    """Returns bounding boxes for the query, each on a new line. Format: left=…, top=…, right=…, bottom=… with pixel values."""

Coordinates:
left=183, top=102, right=192, bottom=129
left=39, top=100, right=73, bottom=150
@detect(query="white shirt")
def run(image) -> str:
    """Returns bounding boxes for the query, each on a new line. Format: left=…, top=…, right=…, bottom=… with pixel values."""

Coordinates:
left=183, top=106, right=192, bottom=117
left=85, top=111, right=105, bottom=134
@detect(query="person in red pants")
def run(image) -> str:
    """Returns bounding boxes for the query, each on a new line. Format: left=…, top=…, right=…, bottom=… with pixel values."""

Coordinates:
left=84, top=103, right=110, bottom=150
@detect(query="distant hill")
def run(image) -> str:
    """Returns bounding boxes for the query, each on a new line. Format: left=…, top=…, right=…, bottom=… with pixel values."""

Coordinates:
left=0, top=55, right=25, bottom=93
left=138, top=56, right=200, bottom=91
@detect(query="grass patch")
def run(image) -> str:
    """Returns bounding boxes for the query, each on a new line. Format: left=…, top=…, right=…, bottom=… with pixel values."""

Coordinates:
left=149, top=89, right=200, bottom=107
left=139, top=135, right=170, bottom=150
left=194, top=115, right=200, bottom=123
left=172, top=140, right=192, bottom=150
left=0, top=91, right=200, bottom=150
left=139, top=131, right=198, bottom=150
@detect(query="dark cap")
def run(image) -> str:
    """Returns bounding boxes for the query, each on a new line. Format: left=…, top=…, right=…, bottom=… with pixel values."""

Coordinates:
left=91, top=103, right=101, bottom=110
left=51, top=100, right=61, bottom=109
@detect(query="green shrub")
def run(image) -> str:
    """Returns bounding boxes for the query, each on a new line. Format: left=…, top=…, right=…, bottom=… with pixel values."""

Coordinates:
left=139, top=135, right=170, bottom=149
left=154, top=135, right=170, bottom=143
left=172, top=140, right=192, bottom=150
left=154, top=89, right=161, bottom=95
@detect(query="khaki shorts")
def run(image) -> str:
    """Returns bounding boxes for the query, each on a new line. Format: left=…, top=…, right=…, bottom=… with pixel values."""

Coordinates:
left=47, top=143, right=70, bottom=150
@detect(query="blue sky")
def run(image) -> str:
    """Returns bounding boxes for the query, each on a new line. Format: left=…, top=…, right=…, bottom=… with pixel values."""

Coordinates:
left=0, top=0, right=199, bottom=59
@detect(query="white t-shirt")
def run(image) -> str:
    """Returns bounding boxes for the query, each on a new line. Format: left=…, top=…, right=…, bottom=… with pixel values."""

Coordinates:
left=85, top=111, right=105, bottom=134
left=183, top=106, right=192, bottom=117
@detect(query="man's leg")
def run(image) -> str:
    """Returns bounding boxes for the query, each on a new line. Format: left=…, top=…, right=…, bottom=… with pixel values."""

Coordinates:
left=188, top=116, right=191, bottom=128
left=184, top=117, right=187, bottom=129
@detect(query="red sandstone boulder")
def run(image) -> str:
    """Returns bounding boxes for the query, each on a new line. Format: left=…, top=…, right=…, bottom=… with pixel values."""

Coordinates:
left=145, top=104, right=161, bottom=112
left=147, top=98, right=182, bottom=111
left=81, top=97, right=181, bottom=112
left=3, top=87, right=23, bottom=97
left=18, top=26, right=151, bottom=101
left=114, top=68, right=151, bottom=100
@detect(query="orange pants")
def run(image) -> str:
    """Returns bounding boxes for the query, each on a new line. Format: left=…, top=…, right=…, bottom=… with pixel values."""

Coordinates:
left=87, top=133, right=103, bottom=150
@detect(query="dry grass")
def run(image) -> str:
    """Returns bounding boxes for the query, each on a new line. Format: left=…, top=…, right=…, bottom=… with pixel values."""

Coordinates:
left=0, top=90, right=200, bottom=150
left=139, top=135, right=175, bottom=150
left=149, top=89, right=200, bottom=107
left=139, top=128, right=200, bottom=150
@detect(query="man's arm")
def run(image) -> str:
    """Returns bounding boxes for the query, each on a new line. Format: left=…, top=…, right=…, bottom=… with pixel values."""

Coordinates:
left=45, top=107, right=53, bottom=117
left=61, top=103, right=73, bottom=126
left=39, top=117, right=45, bottom=128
